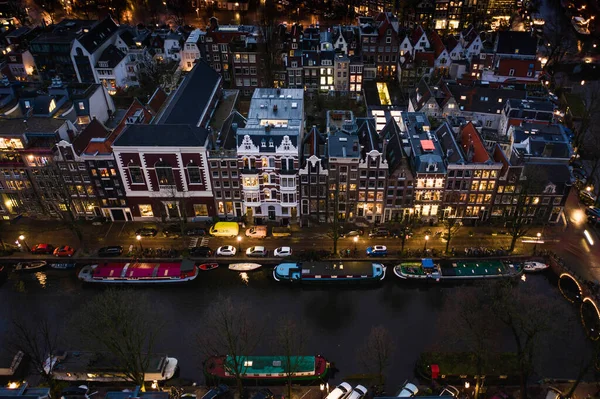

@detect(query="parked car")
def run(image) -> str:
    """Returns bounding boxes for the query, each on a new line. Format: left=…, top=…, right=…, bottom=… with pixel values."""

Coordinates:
left=31, top=243, right=55, bottom=254
left=53, top=245, right=75, bottom=257
left=366, top=245, right=388, bottom=257
left=97, top=246, right=123, bottom=257
left=201, top=385, right=229, bottom=399
left=162, top=225, right=182, bottom=238
left=340, top=229, right=363, bottom=238
left=397, top=382, right=419, bottom=398
left=135, top=227, right=158, bottom=237
left=185, top=227, right=207, bottom=236
left=274, top=246, right=293, bottom=257
left=579, top=190, right=596, bottom=206
left=91, top=216, right=108, bottom=226
left=439, top=386, right=459, bottom=397
left=216, top=245, right=237, bottom=256
left=325, top=383, right=353, bottom=399
left=246, top=246, right=268, bottom=257
left=585, top=207, right=600, bottom=217
left=346, top=385, right=368, bottom=399
left=369, top=228, right=389, bottom=238
left=190, top=246, right=213, bottom=257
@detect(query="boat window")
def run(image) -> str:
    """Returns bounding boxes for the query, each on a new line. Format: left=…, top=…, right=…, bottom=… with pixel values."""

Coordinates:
left=244, top=361, right=253, bottom=367
left=272, top=360, right=281, bottom=366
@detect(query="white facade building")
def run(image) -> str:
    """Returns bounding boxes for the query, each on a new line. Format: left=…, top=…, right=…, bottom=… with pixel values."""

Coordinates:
left=237, top=88, right=304, bottom=223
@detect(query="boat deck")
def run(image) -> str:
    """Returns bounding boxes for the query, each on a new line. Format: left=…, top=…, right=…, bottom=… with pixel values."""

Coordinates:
left=53, top=352, right=167, bottom=373
left=439, top=260, right=507, bottom=277
left=300, top=262, right=375, bottom=277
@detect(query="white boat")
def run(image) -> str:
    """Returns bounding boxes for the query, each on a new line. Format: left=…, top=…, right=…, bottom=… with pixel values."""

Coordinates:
left=228, top=263, right=262, bottom=271
left=44, top=351, right=177, bottom=382
left=523, top=261, right=550, bottom=272
left=14, top=261, right=47, bottom=272
left=78, top=260, right=198, bottom=284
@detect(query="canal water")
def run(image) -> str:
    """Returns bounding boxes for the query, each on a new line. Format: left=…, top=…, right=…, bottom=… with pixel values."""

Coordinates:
left=0, top=267, right=591, bottom=392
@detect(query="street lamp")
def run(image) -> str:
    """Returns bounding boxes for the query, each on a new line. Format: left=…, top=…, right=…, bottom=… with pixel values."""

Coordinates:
left=237, top=235, right=242, bottom=252
left=424, top=235, right=430, bottom=251
left=353, top=236, right=358, bottom=251
left=18, top=235, right=30, bottom=251
left=136, top=234, right=143, bottom=251
left=533, top=232, right=541, bottom=254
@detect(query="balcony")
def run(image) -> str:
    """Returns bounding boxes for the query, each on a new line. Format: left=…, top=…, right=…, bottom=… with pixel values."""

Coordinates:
left=242, top=184, right=260, bottom=191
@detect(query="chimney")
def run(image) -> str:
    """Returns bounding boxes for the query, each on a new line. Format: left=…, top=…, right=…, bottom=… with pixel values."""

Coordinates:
left=273, top=104, right=278, bottom=113
left=352, top=141, right=358, bottom=152
left=276, top=88, right=281, bottom=96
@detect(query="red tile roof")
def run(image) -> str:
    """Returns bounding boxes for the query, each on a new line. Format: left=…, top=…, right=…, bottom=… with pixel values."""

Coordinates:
left=72, top=118, right=111, bottom=155
left=414, top=51, right=435, bottom=67
left=147, top=88, right=168, bottom=115
left=428, top=30, right=446, bottom=57
left=411, top=26, right=425, bottom=46
left=445, top=35, right=459, bottom=52
left=460, top=122, right=490, bottom=163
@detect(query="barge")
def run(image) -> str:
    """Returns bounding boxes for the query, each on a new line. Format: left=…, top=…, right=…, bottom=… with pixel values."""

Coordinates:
left=273, top=262, right=386, bottom=283
left=44, top=351, right=177, bottom=382
left=204, top=355, right=329, bottom=383
left=393, top=258, right=523, bottom=281
left=78, top=260, right=198, bottom=284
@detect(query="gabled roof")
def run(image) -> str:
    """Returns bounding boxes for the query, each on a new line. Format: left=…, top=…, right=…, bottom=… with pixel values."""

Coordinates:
left=445, top=35, right=460, bottom=52
left=0, top=117, right=67, bottom=135
left=79, top=16, right=119, bottom=53
left=435, top=122, right=463, bottom=164
left=302, top=125, right=326, bottom=159
left=460, top=122, right=491, bottom=163
left=118, top=28, right=136, bottom=47
left=495, top=31, right=537, bottom=56
left=72, top=118, right=111, bottom=155
left=356, top=117, right=379, bottom=154
left=96, top=45, right=126, bottom=68
left=428, top=30, right=446, bottom=57
left=412, top=78, right=453, bottom=110
left=157, top=59, right=221, bottom=126
left=328, top=130, right=360, bottom=158
left=379, top=117, right=404, bottom=172
left=218, top=110, right=247, bottom=150
left=411, top=26, right=425, bottom=46
left=113, top=124, right=208, bottom=147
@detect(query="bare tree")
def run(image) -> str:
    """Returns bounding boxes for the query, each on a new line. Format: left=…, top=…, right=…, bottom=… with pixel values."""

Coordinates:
left=275, top=318, right=309, bottom=399
left=76, top=289, right=165, bottom=390
left=356, top=325, right=396, bottom=386
left=9, top=316, right=60, bottom=387
left=541, top=12, right=576, bottom=82
left=572, top=82, right=600, bottom=156
left=442, top=217, right=461, bottom=254
left=198, top=296, right=262, bottom=397
left=437, top=285, right=502, bottom=399
left=489, top=280, right=559, bottom=399
left=327, top=184, right=341, bottom=255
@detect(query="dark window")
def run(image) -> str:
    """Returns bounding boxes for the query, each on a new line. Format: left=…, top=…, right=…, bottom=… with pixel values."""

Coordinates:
left=155, top=162, right=174, bottom=186
left=129, top=166, right=144, bottom=184
left=187, top=165, right=202, bottom=184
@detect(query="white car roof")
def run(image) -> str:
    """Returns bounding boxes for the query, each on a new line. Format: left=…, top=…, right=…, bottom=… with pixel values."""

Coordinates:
left=279, top=246, right=291, bottom=251
left=375, top=245, right=387, bottom=250
left=253, top=246, right=265, bottom=251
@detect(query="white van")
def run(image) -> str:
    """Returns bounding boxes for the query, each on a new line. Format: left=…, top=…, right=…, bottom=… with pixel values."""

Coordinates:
left=209, top=222, right=240, bottom=237
left=346, top=385, right=367, bottom=399
left=326, top=382, right=353, bottom=399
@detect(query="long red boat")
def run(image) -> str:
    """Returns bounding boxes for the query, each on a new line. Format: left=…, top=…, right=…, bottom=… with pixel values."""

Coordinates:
left=78, top=260, right=198, bottom=284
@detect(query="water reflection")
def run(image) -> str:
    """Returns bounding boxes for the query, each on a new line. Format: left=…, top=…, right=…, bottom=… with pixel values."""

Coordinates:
left=239, top=272, right=249, bottom=284
left=34, top=271, right=47, bottom=288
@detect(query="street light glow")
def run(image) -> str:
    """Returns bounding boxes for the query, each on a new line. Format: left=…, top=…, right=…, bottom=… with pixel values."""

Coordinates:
left=19, top=235, right=25, bottom=240
left=585, top=230, right=594, bottom=246
left=136, top=235, right=142, bottom=241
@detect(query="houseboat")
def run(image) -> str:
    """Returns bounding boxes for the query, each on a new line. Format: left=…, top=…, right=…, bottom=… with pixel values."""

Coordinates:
left=78, top=260, right=198, bottom=284
left=44, top=351, right=177, bottom=382
left=393, top=259, right=523, bottom=281
left=14, top=261, right=47, bottom=272
left=523, top=261, right=550, bottom=272
left=273, top=262, right=386, bottom=283
left=204, top=355, right=329, bottom=383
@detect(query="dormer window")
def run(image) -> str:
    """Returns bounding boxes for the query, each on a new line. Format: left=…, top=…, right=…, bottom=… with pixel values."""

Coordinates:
left=24, top=100, right=30, bottom=109
left=261, top=139, right=266, bottom=148
left=269, top=139, right=274, bottom=148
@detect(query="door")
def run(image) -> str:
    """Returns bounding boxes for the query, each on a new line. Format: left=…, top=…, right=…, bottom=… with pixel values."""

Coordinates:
left=268, top=206, right=276, bottom=221
left=111, top=209, right=125, bottom=221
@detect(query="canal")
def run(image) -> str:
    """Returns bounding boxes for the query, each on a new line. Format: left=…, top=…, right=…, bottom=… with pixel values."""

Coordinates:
left=0, top=267, right=592, bottom=392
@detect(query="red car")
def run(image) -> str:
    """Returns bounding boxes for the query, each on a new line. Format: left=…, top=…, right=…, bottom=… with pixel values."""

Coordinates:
left=53, top=245, right=75, bottom=257
left=31, top=243, right=55, bottom=254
